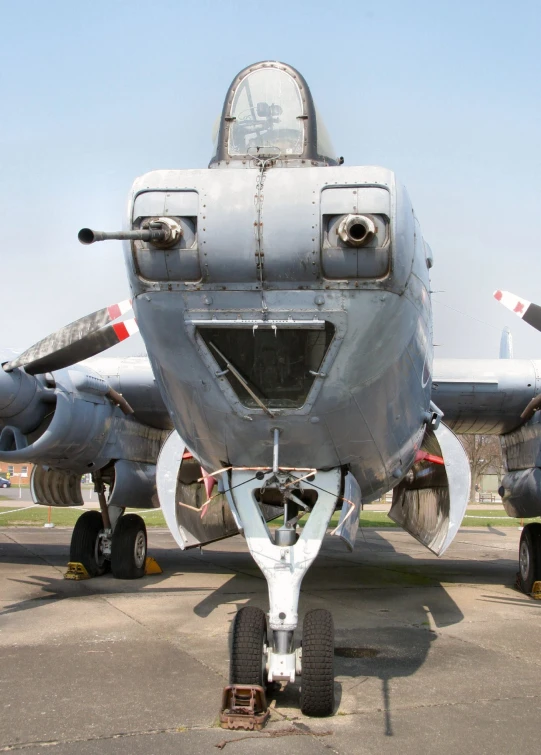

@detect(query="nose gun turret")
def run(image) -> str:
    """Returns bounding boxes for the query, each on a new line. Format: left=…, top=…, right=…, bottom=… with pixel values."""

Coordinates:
left=78, top=216, right=182, bottom=249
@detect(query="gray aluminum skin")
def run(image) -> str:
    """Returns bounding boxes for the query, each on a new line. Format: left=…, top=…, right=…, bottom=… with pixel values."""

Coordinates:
left=122, top=162, right=433, bottom=504
left=82, top=355, right=541, bottom=439
left=86, top=356, right=173, bottom=430
left=432, top=358, right=541, bottom=434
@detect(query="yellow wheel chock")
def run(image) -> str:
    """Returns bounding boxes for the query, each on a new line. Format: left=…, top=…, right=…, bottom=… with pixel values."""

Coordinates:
left=531, top=581, right=541, bottom=599
left=63, top=557, right=162, bottom=580
left=144, top=556, right=163, bottom=575
left=64, top=562, right=91, bottom=580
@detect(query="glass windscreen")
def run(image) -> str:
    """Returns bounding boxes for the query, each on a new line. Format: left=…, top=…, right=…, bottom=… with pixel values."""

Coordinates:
left=228, top=69, right=305, bottom=157
left=199, top=324, right=334, bottom=409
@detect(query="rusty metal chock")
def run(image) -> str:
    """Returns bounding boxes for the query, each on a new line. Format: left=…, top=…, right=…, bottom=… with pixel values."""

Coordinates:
left=219, top=684, right=270, bottom=730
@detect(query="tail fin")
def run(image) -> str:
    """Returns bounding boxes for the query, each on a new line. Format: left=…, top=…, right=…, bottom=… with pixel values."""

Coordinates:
left=499, top=326, right=513, bottom=359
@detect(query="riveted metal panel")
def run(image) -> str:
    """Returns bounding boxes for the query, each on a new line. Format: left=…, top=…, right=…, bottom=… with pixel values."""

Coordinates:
left=320, top=187, right=391, bottom=279
left=132, top=190, right=201, bottom=282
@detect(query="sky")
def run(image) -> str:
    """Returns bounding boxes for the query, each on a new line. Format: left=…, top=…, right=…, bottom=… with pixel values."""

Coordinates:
left=1, top=0, right=540, bottom=360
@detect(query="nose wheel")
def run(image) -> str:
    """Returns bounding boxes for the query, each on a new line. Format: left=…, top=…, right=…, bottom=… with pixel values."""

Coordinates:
left=229, top=606, right=336, bottom=717
left=230, top=606, right=268, bottom=687
left=222, top=467, right=342, bottom=722
left=300, top=609, right=335, bottom=717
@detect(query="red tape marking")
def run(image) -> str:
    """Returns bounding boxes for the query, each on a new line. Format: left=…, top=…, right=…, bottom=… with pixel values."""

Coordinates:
left=112, top=322, right=130, bottom=341
left=415, top=451, right=444, bottom=465
left=107, top=303, right=121, bottom=320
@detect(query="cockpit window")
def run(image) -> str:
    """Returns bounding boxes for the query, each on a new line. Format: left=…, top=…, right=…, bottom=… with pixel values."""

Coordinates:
left=228, top=69, right=305, bottom=158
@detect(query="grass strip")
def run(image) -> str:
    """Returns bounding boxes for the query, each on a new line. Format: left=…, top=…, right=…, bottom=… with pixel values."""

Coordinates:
left=0, top=507, right=538, bottom=529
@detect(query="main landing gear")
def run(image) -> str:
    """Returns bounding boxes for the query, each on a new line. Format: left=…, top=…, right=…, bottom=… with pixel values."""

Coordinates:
left=517, top=522, right=541, bottom=594
left=223, top=462, right=343, bottom=718
left=68, top=474, right=148, bottom=580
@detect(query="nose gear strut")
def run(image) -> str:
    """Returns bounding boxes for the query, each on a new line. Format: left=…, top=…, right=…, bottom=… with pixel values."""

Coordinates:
left=219, top=431, right=343, bottom=723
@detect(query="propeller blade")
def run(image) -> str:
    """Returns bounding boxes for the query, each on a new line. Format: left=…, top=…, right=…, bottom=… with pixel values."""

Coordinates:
left=18, top=318, right=138, bottom=376
left=3, top=300, right=135, bottom=375
left=493, top=290, right=541, bottom=333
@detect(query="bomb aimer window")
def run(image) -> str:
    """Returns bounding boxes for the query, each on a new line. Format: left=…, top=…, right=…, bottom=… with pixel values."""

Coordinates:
left=228, top=69, right=305, bottom=158
left=198, top=324, right=335, bottom=410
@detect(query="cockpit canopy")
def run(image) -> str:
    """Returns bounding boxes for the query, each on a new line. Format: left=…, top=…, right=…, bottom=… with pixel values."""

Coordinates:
left=210, top=61, right=338, bottom=167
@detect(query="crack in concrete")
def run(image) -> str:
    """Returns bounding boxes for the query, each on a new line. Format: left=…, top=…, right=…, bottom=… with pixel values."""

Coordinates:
left=0, top=724, right=213, bottom=752
left=333, top=691, right=541, bottom=719
left=0, top=722, right=337, bottom=753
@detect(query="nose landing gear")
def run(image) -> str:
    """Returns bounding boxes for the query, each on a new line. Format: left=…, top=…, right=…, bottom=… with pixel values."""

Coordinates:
left=222, top=467, right=341, bottom=719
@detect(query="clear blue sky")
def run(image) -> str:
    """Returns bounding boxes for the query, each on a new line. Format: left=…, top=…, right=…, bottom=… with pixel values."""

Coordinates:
left=1, top=0, right=540, bottom=359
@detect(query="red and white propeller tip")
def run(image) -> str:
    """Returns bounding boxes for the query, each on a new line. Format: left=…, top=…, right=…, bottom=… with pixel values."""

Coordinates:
left=493, top=290, right=541, bottom=333
left=106, top=299, right=132, bottom=322
left=3, top=299, right=137, bottom=375
left=112, top=318, right=139, bottom=342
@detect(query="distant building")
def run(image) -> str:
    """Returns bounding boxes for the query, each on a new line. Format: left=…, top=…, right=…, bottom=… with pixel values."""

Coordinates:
left=480, top=463, right=503, bottom=493
left=0, top=462, right=34, bottom=483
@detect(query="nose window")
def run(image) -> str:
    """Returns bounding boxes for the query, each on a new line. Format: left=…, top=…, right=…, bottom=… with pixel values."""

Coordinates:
left=198, top=323, right=334, bottom=410
left=228, top=69, right=305, bottom=157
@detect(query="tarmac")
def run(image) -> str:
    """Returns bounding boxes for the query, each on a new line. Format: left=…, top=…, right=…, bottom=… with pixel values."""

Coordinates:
left=1, top=524, right=540, bottom=754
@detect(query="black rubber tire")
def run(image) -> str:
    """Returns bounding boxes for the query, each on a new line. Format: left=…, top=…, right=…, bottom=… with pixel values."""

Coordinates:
left=111, top=514, right=147, bottom=580
left=230, top=606, right=267, bottom=686
left=518, top=523, right=541, bottom=593
left=70, top=510, right=108, bottom=577
left=300, top=608, right=335, bottom=717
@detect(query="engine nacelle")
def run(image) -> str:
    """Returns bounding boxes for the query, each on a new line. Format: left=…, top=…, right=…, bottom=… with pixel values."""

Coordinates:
left=1, top=360, right=168, bottom=508
left=499, top=411, right=541, bottom=518
left=31, top=458, right=159, bottom=508
left=0, top=357, right=56, bottom=436
left=0, top=364, right=117, bottom=472
left=500, top=468, right=541, bottom=518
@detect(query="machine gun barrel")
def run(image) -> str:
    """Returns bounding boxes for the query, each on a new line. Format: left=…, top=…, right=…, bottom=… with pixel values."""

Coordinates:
left=79, top=217, right=182, bottom=249
left=78, top=227, right=168, bottom=245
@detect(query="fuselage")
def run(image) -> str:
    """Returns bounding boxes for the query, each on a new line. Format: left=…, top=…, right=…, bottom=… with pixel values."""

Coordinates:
left=123, top=164, right=433, bottom=502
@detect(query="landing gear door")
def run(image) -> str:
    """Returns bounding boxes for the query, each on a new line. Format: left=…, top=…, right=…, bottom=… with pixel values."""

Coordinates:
left=389, top=423, right=470, bottom=556
left=332, top=472, right=362, bottom=552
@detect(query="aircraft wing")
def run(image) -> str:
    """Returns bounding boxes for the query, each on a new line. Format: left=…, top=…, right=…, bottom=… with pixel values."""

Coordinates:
left=432, top=358, right=541, bottom=435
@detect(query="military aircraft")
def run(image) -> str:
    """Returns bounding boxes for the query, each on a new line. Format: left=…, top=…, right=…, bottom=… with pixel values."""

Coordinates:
left=2, top=61, right=541, bottom=720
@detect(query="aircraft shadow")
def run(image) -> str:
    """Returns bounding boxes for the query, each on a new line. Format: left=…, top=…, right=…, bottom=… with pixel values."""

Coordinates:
left=187, top=530, right=475, bottom=735
left=0, top=527, right=522, bottom=737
